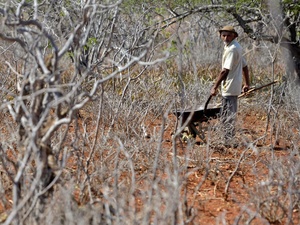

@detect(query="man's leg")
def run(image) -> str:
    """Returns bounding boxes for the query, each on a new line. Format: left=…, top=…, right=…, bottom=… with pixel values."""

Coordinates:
left=221, top=96, right=238, bottom=142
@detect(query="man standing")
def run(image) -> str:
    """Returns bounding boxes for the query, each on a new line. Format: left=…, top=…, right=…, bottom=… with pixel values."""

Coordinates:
left=210, top=25, right=250, bottom=146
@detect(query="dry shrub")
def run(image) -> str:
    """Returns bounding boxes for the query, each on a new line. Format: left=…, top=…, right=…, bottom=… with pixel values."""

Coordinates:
left=249, top=154, right=300, bottom=224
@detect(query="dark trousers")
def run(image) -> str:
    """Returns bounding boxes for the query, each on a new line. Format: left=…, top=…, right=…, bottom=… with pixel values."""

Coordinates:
left=221, top=96, right=238, bottom=141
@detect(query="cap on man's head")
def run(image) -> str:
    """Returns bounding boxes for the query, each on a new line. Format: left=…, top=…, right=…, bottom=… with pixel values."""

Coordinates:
left=218, top=25, right=238, bottom=37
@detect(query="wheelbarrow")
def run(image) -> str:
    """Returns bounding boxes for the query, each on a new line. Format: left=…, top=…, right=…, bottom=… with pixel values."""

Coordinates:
left=173, top=80, right=278, bottom=142
left=173, top=95, right=220, bottom=142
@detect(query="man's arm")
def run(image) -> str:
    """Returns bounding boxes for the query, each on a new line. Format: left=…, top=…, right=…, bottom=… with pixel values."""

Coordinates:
left=210, top=69, right=229, bottom=96
left=242, top=66, right=250, bottom=92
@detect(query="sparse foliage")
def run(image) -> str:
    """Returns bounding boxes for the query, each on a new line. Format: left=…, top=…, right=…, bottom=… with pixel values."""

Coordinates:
left=0, top=0, right=299, bottom=224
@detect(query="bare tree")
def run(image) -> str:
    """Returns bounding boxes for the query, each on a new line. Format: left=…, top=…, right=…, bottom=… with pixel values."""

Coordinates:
left=0, top=1, right=167, bottom=224
left=0, top=0, right=299, bottom=224
left=153, top=0, right=300, bottom=81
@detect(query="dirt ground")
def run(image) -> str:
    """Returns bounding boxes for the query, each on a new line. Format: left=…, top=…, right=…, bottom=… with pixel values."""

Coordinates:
left=0, top=108, right=299, bottom=224
left=149, top=109, right=299, bottom=224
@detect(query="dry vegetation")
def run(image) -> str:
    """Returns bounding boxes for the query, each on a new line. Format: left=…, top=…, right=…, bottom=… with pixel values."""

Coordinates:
left=1, top=62, right=299, bottom=225
left=0, top=1, right=300, bottom=225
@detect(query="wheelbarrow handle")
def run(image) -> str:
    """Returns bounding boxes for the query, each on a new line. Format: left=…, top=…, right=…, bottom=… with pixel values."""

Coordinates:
left=238, top=80, right=278, bottom=98
left=204, top=95, right=212, bottom=115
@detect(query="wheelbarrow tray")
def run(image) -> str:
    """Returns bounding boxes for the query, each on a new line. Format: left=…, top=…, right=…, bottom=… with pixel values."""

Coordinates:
left=173, top=106, right=221, bottom=142
left=173, top=106, right=221, bottom=124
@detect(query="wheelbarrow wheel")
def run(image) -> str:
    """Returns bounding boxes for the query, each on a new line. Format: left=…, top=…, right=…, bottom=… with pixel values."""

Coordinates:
left=188, top=124, right=197, bottom=138
left=188, top=123, right=206, bottom=142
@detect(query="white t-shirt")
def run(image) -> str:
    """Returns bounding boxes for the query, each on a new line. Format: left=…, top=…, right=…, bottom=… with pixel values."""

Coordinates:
left=221, top=40, right=247, bottom=96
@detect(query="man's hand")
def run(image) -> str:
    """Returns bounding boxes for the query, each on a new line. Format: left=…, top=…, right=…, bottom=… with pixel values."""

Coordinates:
left=210, top=87, right=218, bottom=96
left=242, top=85, right=249, bottom=93
left=211, top=69, right=228, bottom=96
